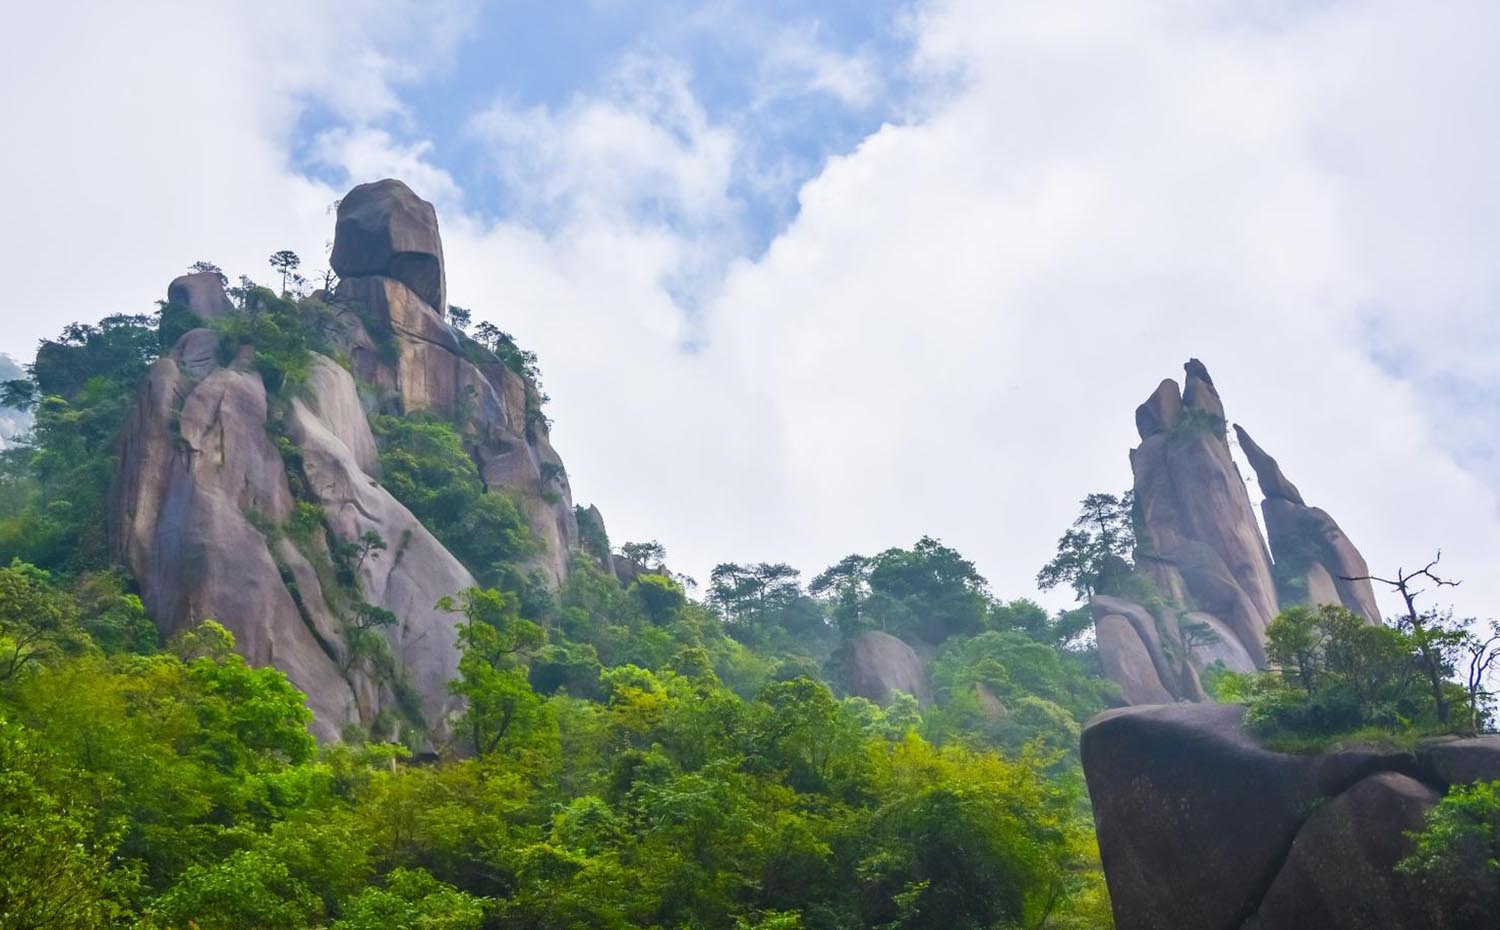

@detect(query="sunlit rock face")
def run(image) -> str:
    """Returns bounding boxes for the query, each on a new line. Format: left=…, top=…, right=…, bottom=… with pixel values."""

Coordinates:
left=111, top=179, right=583, bottom=742
left=331, top=178, right=447, bottom=314
left=1082, top=704, right=1500, bottom=930
left=1092, top=360, right=1380, bottom=705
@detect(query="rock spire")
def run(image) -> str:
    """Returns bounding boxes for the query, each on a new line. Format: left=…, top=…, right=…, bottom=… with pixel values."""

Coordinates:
left=1091, top=360, right=1382, bottom=704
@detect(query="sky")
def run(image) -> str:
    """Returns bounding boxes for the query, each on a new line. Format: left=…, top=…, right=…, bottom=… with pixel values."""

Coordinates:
left=4, top=0, right=1500, bottom=622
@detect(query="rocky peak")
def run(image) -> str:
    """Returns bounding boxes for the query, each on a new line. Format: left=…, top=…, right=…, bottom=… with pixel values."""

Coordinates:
left=1093, top=360, right=1382, bottom=705
left=331, top=178, right=446, bottom=314
left=1134, top=379, right=1182, bottom=439
left=112, top=179, right=589, bottom=743
left=1233, top=424, right=1303, bottom=503
left=1181, top=356, right=1225, bottom=420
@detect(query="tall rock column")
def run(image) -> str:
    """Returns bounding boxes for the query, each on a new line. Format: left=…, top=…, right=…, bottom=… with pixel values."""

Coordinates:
left=1090, top=360, right=1387, bottom=706
left=1128, top=360, right=1278, bottom=666
left=329, top=179, right=580, bottom=586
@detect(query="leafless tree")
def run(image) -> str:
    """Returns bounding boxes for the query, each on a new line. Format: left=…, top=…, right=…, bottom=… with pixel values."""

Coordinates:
left=1343, top=551, right=1463, bottom=726
left=1463, top=620, right=1500, bottom=734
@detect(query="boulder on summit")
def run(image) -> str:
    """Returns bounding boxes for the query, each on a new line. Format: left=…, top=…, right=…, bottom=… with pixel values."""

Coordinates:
left=331, top=178, right=447, bottom=313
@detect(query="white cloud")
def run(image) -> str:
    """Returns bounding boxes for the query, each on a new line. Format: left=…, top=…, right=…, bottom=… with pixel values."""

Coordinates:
left=470, top=57, right=737, bottom=230
left=683, top=0, right=1500, bottom=619
left=6, top=0, right=1500, bottom=632
left=0, top=0, right=474, bottom=358
left=467, top=0, right=1500, bottom=625
left=311, top=128, right=463, bottom=211
left=756, top=23, right=885, bottom=109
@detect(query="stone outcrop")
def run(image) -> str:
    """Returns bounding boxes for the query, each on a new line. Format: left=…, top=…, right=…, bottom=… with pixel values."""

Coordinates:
left=166, top=271, right=235, bottom=319
left=1092, top=361, right=1381, bottom=704
left=112, top=335, right=362, bottom=740
left=283, top=357, right=476, bottom=734
left=843, top=630, right=930, bottom=705
left=331, top=262, right=578, bottom=587
left=112, top=179, right=590, bottom=742
left=1234, top=425, right=1382, bottom=623
left=1082, top=704, right=1500, bottom=930
left=1130, top=362, right=1278, bottom=664
left=331, top=179, right=446, bottom=313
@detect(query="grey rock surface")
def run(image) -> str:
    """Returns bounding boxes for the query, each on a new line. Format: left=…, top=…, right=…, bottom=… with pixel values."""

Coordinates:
left=1251, top=772, right=1440, bottom=930
left=331, top=179, right=446, bottom=313
left=843, top=630, right=930, bottom=705
left=1235, top=424, right=1382, bottom=623
left=114, top=179, right=586, bottom=741
left=285, top=356, right=475, bottom=738
left=1094, top=613, right=1175, bottom=705
left=1083, top=703, right=1500, bottom=930
left=1094, top=361, right=1385, bottom=705
left=111, top=350, right=358, bottom=740
left=167, top=271, right=235, bottom=319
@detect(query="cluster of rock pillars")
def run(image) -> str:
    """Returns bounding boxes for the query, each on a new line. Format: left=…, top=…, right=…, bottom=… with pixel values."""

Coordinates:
left=106, top=180, right=1499, bottom=928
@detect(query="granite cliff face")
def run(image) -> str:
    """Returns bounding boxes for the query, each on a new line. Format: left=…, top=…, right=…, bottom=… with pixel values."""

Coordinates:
left=111, top=179, right=583, bottom=742
left=1082, top=704, right=1500, bottom=930
left=1092, top=361, right=1381, bottom=704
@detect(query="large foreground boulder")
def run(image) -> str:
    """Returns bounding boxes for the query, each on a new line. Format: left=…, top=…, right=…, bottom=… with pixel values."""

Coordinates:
left=1082, top=703, right=1500, bottom=930
left=1251, top=773, right=1442, bottom=930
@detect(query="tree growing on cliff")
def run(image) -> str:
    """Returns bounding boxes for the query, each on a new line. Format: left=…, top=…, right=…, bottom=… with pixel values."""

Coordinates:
left=268, top=249, right=301, bottom=295
left=188, top=260, right=228, bottom=285
left=1036, top=491, right=1135, bottom=601
left=1462, top=621, right=1500, bottom=736
left=443, top=587, right=549, bottom=756
left=618, top=540, right=666, bottom=572
left=1398, top=778, right=1500, bottom=924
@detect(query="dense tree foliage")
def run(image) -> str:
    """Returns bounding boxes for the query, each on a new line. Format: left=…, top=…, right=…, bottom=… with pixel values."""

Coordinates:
left=1398, top=779, right=1500, bottom=927
left=0, top=561, right=1114, bottom=929
left=1219, top=602, right=1483, bottom=746
left=372, top=413, right=545, bottom=608
left=0, top=314, right=159, bottom=570
left=1036, top=493, right=1135, bottom=602
left=809, top=537, right=991, bottom=644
